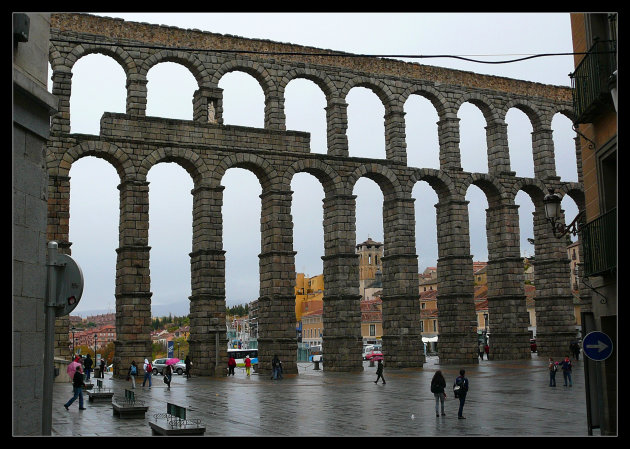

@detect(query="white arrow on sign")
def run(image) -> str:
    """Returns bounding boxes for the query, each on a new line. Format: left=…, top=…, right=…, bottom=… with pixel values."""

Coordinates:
left=586, top=340, right=609, bottom=353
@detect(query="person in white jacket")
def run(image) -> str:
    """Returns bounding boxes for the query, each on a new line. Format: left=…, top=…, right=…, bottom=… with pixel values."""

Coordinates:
left=142, top=358, right=152, bottom=387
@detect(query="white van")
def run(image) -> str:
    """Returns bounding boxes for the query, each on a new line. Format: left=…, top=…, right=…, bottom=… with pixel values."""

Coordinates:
left=363, top=344, right=382, bottom=360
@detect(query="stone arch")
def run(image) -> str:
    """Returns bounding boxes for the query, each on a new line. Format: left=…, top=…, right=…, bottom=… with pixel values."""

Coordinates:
left=211, top=60, right=276, bottom=96
left=501, top=98, right=545, bottom=130
left=401, top=83, right=449, bottom=119
left=555, top=182, right=585, bottom=211
left=407, top=167, right=454, bottom=202
left=283, top=158, right=342, bottom=197
left=138, top=147, right=209, bottom=186
left=511, top=177, right=548, bottom=207
left=461, top=172, right=508, bottom=208
left=213, top=153, right=277, bottom=191
left=454, top=91, right=502, bottom=125
left=50, top=140, right=135, bottom=182
left=279, top=67, right=337, bottom=101
left=341, top=75, right=396, bottom=108
left=347, top=162, right=402, bottom=201
left=141, top=49, right=208, bottom=87
left=63, top=43, right=138, bottom=78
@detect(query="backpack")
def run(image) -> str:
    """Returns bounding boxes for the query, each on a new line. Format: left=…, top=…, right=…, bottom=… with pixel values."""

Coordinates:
left=130, top=365, right=137, bottom=375
left=453, top=376, right=465, bottom=397
left=146, top=363, right=152, bottom=373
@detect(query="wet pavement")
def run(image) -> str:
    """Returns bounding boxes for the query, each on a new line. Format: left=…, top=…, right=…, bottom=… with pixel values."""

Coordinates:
left=52, top=354, right=589, bottom=437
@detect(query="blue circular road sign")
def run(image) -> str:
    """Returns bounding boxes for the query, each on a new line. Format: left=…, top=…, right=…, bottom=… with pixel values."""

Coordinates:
left=582, top=331, right=613, bottom=361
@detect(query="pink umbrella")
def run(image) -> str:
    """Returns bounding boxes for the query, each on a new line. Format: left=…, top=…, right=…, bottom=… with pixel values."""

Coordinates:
left=166, top=358, right=180, bottom=366
left=67, top=361, right=81, bottom=377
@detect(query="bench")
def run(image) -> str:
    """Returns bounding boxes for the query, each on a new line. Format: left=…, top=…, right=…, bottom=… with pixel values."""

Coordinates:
left=112, top=389, right=149, bottom=419
left=87, top=379, right=114, bottom=402
left=149, top=402, right=205, bottom=435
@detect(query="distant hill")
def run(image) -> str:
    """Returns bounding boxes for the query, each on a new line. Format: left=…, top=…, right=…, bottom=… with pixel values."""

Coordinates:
left=73, top=301, right=191, bottom=318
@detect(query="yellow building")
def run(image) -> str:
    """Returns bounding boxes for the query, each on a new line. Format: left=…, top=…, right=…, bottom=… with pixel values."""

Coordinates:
left=295, top=273, right=324, bottom=323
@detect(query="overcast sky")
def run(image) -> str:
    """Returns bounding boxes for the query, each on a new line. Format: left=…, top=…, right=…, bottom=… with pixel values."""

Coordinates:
left=50, top=13, right=580, bottom=317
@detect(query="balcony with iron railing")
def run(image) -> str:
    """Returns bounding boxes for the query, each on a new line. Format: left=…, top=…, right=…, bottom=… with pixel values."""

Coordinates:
left=581, top=208, right=616, bottom=277
left=569, top=39, right=617, bottom=124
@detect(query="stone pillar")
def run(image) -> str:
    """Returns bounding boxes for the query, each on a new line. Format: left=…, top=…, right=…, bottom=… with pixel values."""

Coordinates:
left=325, top=97, right=349, bottom=158
left=50, top=70, right=71, bottom=134
left=47, top=174, right=77, bottom=357
left=113, top=179, right=152, bottom=378
left=257, top=186, right=297, bottom=375
left=125, top=74, right=147, bottom=117
left=532, top=126, right=557, bottom=180
left=264, top=92, right=286, bottom=131
left=188, top=185, right=228, bottom=376
left=485, top=202, right=530, bottom=360
left=384, top=105, right=407, bottom=164
left=532, top=204, right=576, bottom=358
left=321, top=193, right=363, bottom=372
left=381, top=196, right=424, bottom=367
left=437, top=115, right=462, bottom=171
left=435, top=198, right=478, bottom=365
left=486, top=121, right=512, bottom=176
left=193, top=86, right=223, bottom=124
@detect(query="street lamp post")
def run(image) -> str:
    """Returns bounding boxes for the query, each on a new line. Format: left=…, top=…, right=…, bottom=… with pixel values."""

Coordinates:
left=543, top=189, right=584, bottom=238
left=71, top=327, right=76, bottom=357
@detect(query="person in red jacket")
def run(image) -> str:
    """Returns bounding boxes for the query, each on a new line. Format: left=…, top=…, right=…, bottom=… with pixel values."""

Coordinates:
left=244, top=355, right=252, bottom=377
left=228, top=355, right=236, bottom=376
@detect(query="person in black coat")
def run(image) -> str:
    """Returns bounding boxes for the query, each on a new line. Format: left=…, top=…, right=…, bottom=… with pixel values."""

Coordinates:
left=185, top=355, right=192, bottom=379
left=84, top=354, right=93, bottom=380
left=64, top=365, right=86, bottom=410
left=374, top=359, right=386, bottom=384
left=431, top=370, right=447, bottom=417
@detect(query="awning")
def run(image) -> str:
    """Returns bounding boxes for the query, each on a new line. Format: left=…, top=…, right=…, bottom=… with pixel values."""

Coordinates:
left=422, top=336, right=438, bottom=343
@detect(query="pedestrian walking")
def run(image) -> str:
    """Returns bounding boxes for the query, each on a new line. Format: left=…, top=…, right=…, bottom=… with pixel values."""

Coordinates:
left=430, top=370, right=447, bottom=417
left=571, top=341, right=581, bottom=361
left=84, top=354, right=93, bottom=380
left=453, top=369, right=469, bottom=419
left=185, top=355, right=192, bottom=378
left=228, top=355, right=236, bottom=376
left=244, top=355, right=252, bottom=377
left=548, top=357, right=558, bottom=387
left=99, top=358, right=106, bottom=378
left=374, top=359, right=386, bottom=384
left=271, top=355, right=283, bottom=380
left=127, top=360, right=137, bottom=389
left=164, top=364, right=172, bottom=389
left=478, top=342, right=485, bottom=360
left=560, top=356, right=573, bottom=387
left=64, top=364, right=86, bottom=411
left=142, top=358, right=152, bottom=387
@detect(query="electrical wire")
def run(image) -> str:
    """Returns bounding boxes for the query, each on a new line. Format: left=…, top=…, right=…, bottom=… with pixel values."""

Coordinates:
left=49, top=37, right=613, bottom=65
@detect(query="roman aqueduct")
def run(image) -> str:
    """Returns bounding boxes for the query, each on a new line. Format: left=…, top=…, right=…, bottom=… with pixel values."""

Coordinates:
left=47, top=13, right=586, bottom=377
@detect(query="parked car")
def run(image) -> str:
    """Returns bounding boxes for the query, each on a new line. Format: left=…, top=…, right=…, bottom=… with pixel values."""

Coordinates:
left=365, top=350, right=383, bottom=361
left=530, top=339, right=537, bottom=352
left=152, top=358, right=187, bottom=375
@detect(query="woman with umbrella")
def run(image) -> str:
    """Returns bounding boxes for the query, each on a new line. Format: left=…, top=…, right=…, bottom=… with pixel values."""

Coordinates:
left=164, top=358, right=178, bottom=389
left=66, top=357, right=81, bottom=381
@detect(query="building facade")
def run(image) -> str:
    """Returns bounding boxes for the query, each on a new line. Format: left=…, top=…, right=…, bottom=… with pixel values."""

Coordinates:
left=13, top=12, right=59, bottom=435
left=569, top=12, right=617, bottom=435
